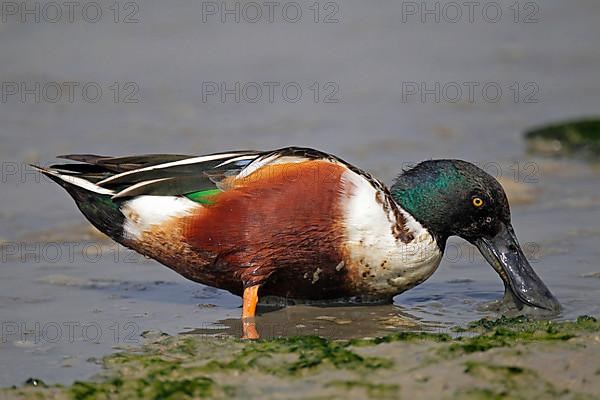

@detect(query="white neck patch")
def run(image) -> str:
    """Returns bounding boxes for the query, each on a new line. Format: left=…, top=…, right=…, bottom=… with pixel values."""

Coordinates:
left=340, top=170, right=443, bottom=295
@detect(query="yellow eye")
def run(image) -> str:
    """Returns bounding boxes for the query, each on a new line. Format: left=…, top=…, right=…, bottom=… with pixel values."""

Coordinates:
left=472, top=197, right=484, bottom=207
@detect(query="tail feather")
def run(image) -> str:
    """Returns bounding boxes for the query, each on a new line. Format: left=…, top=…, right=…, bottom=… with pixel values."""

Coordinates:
left=57, top=153, right=193, bottom=173
left=49, top=163, right=112, bottom=174
left=32, top=165, right=125, bottom=241
left=57, top=154, right=111, bottom=164
left=32, top=165, right=114, bottom=195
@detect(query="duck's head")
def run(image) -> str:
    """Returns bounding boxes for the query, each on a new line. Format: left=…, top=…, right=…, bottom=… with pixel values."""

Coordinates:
left=391, top=159, right=560, bottom=313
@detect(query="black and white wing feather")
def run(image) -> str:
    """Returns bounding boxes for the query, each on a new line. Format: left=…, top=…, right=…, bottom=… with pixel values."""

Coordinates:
left=41, top=146, right=384, bottom=200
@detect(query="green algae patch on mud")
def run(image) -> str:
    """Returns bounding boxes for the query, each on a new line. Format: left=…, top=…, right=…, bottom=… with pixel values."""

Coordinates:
left=525, top=118, right=600, bottom=158
left=2, top=316, right=600, bottom=400
left=64, top=337, right=239, bottom=400
left=457, top=361, right=598, bottom=400
left=202, top=335, right=394, bottom=376
left=466, top=315, right=599, bottom=332
left=348, top=330, right=452, bottom=347
left=444, top=315, right=599, bottom=356
left=326, top=380, right=399, bottom=399
left=69, top=376, right=227, bottom=400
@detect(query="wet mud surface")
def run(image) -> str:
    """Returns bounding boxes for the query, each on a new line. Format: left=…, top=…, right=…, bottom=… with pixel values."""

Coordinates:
left=2, top=316, right=599, bottom=399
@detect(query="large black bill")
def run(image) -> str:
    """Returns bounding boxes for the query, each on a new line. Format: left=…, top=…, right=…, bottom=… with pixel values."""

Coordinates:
left=474, top=223, right=560, bottom=312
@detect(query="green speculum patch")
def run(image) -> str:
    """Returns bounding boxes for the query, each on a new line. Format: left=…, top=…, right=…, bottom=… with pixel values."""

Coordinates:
left=185, top=188, right=222, bottom=205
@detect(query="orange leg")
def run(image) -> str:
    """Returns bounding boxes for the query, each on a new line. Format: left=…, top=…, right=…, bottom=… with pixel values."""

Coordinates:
left=242, top=285, right=260, bottom=339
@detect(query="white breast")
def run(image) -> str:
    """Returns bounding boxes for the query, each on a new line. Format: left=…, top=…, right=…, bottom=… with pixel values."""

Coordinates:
left=340, top=171, right=443, bottom=296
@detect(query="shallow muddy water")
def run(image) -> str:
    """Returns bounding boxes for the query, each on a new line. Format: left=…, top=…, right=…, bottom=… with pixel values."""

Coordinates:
left=1, top=0, right=600, bottom=387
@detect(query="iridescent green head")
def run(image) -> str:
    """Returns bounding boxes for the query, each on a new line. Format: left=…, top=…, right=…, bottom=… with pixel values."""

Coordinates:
left=391, top=160, right=560, bottom=313
left=391, top=160, right=510, bottom=244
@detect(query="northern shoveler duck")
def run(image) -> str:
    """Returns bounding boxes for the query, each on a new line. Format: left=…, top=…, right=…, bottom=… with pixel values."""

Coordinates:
left=34, top=147, right=560, bottom=338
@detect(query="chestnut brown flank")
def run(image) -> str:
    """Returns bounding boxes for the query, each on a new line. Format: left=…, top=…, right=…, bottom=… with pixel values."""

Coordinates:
left=176, top=160, right=354, bottom=298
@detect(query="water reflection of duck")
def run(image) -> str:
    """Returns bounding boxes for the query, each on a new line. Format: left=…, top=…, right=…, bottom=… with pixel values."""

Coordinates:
left=34, top=147, right=560, bottom=338
left=187, top=304, right=428, bottom=340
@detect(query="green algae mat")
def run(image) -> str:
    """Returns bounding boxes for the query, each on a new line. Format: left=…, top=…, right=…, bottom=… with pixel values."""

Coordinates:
left=526, top=118, right=600, bottom=158
left=3, top=316, right=599, bottom=400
